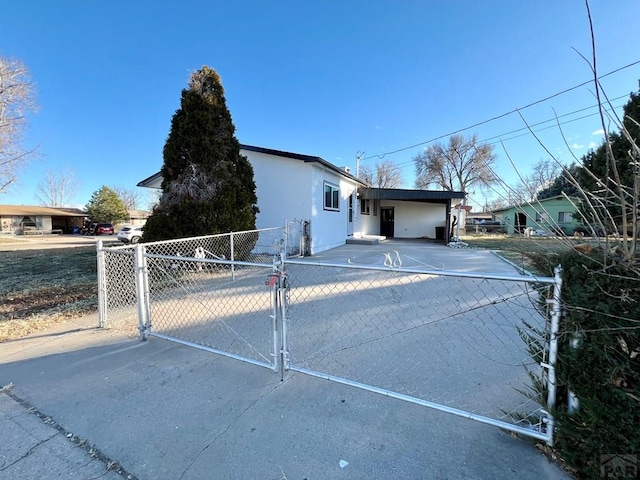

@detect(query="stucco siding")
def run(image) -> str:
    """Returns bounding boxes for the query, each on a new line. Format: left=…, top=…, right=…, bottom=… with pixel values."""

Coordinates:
left=309, top=165, right=357, bottom=253
left=249, top=150, right=312, bottom=229
left=355, top=198, right=380, bottom=236
left=381, top=201, right=446, bottom=238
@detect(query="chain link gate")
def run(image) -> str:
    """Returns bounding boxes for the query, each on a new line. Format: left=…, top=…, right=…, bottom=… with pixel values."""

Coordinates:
left=97, top=225, right=305, bottom=368
left=98, top=232, right=560, bottom=445
left=276, top=258, right=561, bottom=446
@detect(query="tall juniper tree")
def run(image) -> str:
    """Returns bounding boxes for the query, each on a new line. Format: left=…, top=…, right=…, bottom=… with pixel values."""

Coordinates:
left=143, top=66, right=257, bottom=242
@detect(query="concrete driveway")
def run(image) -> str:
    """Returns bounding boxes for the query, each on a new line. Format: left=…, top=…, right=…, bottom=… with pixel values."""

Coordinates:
left=0, top=240, right=570, bottom=479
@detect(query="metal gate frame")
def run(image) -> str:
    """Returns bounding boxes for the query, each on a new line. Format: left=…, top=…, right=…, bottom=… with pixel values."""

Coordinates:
left=276, top=258, right=562, bottom=446
left=98, top=239, right=561, bottom=446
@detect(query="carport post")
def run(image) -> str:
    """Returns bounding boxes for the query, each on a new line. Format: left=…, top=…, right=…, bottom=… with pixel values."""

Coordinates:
left=134, top=243, right=150, bottom=341
left=96, top=240, right=107, bottom=328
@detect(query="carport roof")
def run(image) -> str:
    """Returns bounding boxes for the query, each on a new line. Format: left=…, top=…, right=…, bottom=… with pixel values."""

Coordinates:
left=359, top=188, right=466, bottom=202
left=0, top=205, right=86, bottom=217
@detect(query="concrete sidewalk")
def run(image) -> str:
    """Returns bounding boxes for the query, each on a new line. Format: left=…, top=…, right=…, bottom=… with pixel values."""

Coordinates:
left=0, top=312, right=570, bottom=480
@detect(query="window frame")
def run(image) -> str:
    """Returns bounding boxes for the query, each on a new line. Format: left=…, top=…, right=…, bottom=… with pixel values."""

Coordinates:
left=324, top=182, right=340, bottom=211
left=360, top=198, right=371, bottom=215
left=558, top=211, right=573, bottom=223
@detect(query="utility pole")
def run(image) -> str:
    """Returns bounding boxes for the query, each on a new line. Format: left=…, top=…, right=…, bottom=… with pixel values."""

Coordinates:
left=355, top=151, right=365, bottom=179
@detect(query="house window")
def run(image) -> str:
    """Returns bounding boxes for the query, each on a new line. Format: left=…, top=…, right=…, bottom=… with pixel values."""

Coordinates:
left=373, top=200, right=378, bottom=216
left=324, top=182, right=340, bottom=211
left=360, top=198, right=370, bottom=215
left=558, top=211, right=573, bottom=223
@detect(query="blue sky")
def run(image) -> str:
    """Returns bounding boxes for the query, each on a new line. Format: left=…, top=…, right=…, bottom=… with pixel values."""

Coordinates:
left=2, top=1, right=639, bottom=211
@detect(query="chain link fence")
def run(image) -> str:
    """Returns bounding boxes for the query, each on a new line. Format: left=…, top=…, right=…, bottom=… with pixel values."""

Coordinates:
left=97, top=231, right=559, bottom=444
left=281, top=259, right=559, bottom=443
left=97, top=226, right=300, bottom=335
left=97, top=243, right=137, bottom=334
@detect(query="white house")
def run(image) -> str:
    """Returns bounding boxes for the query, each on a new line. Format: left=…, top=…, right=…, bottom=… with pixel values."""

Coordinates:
left=137, top=145, right=465, bottom=254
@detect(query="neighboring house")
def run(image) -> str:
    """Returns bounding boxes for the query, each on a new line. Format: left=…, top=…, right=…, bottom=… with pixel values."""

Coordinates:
left=137, top=145, right=465, bottom=254
left=491, top=195, right=581, bottom=235
left=126, top=210, right=151, bottom=226
left=0, top=205, right=85, bottom=235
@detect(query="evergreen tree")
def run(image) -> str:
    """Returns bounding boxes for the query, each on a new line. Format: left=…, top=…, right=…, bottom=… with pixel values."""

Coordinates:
left=536, top=164, right=582, bottom=200
left=575, top=92, right=639, bottom=234
left=85, top=185, right=129, bottom=224
left=144, top=66, right=257, bottom=242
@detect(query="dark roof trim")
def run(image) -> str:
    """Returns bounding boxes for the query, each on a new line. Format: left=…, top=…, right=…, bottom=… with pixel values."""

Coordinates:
left=137, top=171, right=162, bottom=188
left=239, top=144, right=366, bottom=185
left=137, top=145, right=367, bottom=188
left=360, top=188, right=466, bottom=202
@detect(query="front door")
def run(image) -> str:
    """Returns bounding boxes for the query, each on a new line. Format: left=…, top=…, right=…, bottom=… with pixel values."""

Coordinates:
left=515, top=213, right=526, bottom=234
left=380, top=207, right=394, bottom=238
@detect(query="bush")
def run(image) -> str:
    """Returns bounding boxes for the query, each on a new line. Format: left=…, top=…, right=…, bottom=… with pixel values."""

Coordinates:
left=531, top=249, right=640, bottom=479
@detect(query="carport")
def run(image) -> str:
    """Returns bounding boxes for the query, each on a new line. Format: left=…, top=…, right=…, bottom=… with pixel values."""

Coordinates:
left=357, top=188, right=466, bottom=242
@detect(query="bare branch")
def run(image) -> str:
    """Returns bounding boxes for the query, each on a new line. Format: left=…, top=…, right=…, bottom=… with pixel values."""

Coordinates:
left=0, top=56, right=37, bottom=194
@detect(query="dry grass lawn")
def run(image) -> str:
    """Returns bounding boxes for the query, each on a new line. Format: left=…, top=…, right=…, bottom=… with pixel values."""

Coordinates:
left=0, top=247, right=98, bottom=341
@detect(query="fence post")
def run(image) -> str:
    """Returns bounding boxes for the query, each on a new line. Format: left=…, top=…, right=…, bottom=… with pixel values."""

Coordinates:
left=141, top=244, right=152, bottom=333
left=283, top=219, right=289, bottom=258
left=279, top=252, right=290, bottom=376
left=96, top=240, right=107, bottom=328
left=270, top=258, right=281, bottom=374
left=545, top=264, right=563, bottom=446
left=230, top=231, right=235, bottom=281
left=134, top=243, right=150, bottom=341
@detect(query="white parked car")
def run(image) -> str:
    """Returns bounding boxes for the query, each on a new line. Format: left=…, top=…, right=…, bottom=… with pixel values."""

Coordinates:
left=117, top=225, right=144, bottom=243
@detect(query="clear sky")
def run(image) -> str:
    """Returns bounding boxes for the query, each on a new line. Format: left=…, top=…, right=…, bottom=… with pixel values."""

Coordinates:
left=2, top=1, right=639, bottom=211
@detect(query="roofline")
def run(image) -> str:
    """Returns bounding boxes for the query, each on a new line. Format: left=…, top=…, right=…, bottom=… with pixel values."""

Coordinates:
left=0, top=205, right=87, bottom=216
left=137, top=144, right=368, bottom=188
left=360, top=188, right=466, bottom=201
left=491, top=195, right=581, bottom=213
left=137, top=171, right=163, bottom=188
left=241, top=145, right=367, bottom=185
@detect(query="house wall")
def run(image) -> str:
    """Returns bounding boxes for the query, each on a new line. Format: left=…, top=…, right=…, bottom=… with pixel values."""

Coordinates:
left=309, top=165, right=357, bottom=253
left=355, top=198, right=380, bottom=236
left=248, top=151, right=312, bottom=230
left=495, top=198, right=580, bottom=234
left=1, top=215, right=52, bottom=233
left=249, top=150, right=358, bottom=254
left=1, top=216, right=12, bottom=233
left=380, top=201, right=446, bottom=238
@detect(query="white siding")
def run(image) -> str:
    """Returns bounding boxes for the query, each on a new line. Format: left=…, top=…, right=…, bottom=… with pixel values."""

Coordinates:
left=355, top=198, right=380, bottom=236
left=248, top=150, right=312, bottom=230
left=380, top=201, right=446, bottom=238
left=309, top=165, right=357, bottom=254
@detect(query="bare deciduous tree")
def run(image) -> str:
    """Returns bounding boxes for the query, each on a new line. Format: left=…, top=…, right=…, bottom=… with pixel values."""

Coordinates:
left=414, top=134, right=496, bottom=201
left=516, top=159, right=563, bottom=202
left=111, top=186, right=141, bottom=211
left=0, top=57, right=37, bottom=193
left=35, top=169, right=79, bottom=207
left=359, top=160, right=403, bottom=188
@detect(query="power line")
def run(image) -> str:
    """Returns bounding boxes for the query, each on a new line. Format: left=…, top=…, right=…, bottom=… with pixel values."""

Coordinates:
left=382, top=99, right=626, bottom=172
left=363, top=59, right=640, bottom=161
